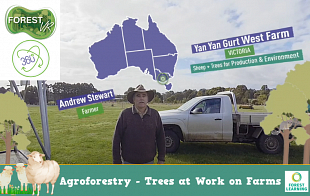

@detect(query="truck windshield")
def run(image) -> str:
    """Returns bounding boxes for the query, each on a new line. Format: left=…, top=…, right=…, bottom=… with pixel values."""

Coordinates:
left=177, top=97, right=199, bottom=111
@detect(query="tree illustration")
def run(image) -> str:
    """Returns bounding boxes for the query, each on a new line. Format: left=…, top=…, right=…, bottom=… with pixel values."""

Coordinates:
left=291, top=125, right=310, bottom=164
left=260, top=61, right=310, bottom=164
left=0, top=92, right=31, bottom=164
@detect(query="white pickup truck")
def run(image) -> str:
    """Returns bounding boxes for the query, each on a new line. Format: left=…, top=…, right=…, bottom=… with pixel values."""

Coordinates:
left=159, top=91, right=283, bottom=154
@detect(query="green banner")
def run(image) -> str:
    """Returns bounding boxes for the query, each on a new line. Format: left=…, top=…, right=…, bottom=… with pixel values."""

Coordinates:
left=4, top=165, right=308, bottom=196
left=76, top=103, right=104, bottom=119
left=225, top=45, right=255, bottom=59
left=191, top=49, right=303, bottom=73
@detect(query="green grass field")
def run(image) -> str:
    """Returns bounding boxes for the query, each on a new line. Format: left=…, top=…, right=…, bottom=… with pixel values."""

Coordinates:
left=0, top=103, right=304, bottom=164
left=5, top=185, right=37, bottom=195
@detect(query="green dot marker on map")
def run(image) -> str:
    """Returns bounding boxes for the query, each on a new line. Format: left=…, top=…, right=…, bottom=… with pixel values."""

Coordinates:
left=157, top=72, right=169, bottom=85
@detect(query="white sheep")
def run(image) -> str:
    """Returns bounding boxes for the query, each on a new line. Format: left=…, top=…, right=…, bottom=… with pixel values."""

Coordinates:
left=26, top=151, right=60, bottom=196
left=15, top=163, right=29, bottom=192
left=0, top=166, right=14, bottom=194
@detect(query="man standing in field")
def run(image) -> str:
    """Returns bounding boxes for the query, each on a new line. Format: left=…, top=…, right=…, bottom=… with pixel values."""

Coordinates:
left=113, top=84, right=166, bottom=164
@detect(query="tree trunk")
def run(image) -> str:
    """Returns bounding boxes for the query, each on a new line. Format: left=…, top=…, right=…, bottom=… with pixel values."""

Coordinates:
left=282, top=129, right=290, bottom=164
left=5, top=130, right=13, bottom=164
left=303, top=139, right=310, bottom=164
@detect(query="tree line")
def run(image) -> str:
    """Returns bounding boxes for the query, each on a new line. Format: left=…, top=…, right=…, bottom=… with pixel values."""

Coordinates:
left=0, top=83, right=271, bottom=105
left=123, top=84, right=271, bottom=105
left=0, top=82, right=99, bottom=105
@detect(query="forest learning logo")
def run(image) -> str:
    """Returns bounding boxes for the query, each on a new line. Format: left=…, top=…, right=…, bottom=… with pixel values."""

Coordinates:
left=285, top=171, right=308, bottom=192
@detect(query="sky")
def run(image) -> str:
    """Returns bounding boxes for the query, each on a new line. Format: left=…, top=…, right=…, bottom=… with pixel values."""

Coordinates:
left=1, top=0, right=310, bottom=95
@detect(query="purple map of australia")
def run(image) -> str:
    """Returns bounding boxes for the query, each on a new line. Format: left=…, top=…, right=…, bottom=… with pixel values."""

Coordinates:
left=89, top=15, right=177, bottom=90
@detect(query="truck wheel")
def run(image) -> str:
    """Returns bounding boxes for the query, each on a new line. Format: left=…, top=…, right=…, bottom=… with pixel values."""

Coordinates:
left=165, top=130, right=180, bottom=153
left=257, top=134, right=283, bottom=154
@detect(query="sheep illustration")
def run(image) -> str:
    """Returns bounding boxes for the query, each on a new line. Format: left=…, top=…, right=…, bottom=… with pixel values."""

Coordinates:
left=26, top=151, right=60, bottom=196
left=0, top=166, right=14, bottom=194
left=15, top=163, right=29, bottom=192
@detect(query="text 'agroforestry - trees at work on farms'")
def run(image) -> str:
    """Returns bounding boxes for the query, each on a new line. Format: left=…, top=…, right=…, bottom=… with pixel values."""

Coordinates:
left=59, top=176, right=281, bottom=188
